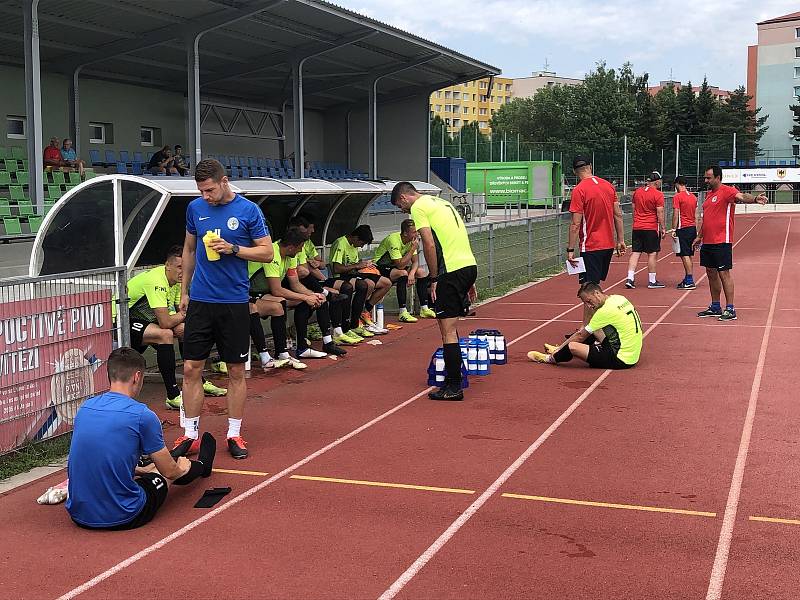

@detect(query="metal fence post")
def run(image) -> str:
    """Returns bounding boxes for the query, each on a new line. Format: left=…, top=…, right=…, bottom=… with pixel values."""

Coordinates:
left=116, top=268, right=130, bottom=348
left=488, top=223, right=495, bottom=289
left=557, top=214, right=563, bottom=264
left=527, top=218, right=533, bottom=277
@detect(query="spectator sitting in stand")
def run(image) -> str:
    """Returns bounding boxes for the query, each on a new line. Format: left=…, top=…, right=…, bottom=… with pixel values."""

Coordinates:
left=60, top=138, right=85, bottom=175
left=173, top=145, right=189, bottom=176
left=148, top=145, right=178, bottom=175
left=44, top=137, right=72, bottom=172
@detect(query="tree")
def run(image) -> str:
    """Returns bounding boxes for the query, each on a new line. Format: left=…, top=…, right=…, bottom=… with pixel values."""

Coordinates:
left=790, top=104, right=800, bottom=140
left=429, top=115, right=452, bottom=157
left=695, top=77, right=716, bottom=133
left=675, top=82, right=698, bottom=135
left=456, top=121, right=491, bottom=162
left=709, top=87, right=767, bottom=161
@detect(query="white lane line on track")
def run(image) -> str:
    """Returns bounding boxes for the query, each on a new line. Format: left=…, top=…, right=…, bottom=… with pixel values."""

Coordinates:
left=705, top=217, right=792, bottom=600
left=378, top=217, right=766, bottom=600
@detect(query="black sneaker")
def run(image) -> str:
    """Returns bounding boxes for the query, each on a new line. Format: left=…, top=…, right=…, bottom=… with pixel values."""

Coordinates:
left=718, top=309, right=737, bottom=322
left=322, top=342, right=347, bottom=356
left=625, top=279, right=635, bottom=289
left=697, top=306, right=723, bottom=318
left=227, top=436, right=249, bottom=459
left=428, top=386, right=464, bottom=401
left=677, top=281, right=696, bottom=290
left=647, top=280, right=666, bottom=289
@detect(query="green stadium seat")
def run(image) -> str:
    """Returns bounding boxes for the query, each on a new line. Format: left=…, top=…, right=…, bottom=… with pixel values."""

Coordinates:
left=68, top=172, right=81, bottom=185
left=0, top=147, right=8, bottom=160
left=0, top=171, right=10, bottom=185
left=83, top=169, right=96, bottom=179
left=47, top=185, right=62, bottom=199
left=27, top=215, right=43, bottom=233
left=0, top=199, right=10, bottom=217
left=17, top=201, right=34, bottom=217
left=10, top=147, right=25, bottom=160
left=21, top=159, right=28, bottom=170
left=9, top=186, right=27, bottom=201
left=43, top=201, right=55, bottom=213
left=3, top=159, right=18, bottom=172
left=3, top=217, right=22, bottom=236
left=15, top=171, right=29, bottom=185
left=51, top=171, right=65, bottom=184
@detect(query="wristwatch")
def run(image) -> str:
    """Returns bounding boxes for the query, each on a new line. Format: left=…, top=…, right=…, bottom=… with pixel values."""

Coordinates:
left=231, top=244, right=240, bottom=255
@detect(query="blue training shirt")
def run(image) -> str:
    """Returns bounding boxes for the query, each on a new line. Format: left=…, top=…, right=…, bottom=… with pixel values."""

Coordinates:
left=186, top=194, right=269, bottom=303
left=66, top=391, right=164, bottom=528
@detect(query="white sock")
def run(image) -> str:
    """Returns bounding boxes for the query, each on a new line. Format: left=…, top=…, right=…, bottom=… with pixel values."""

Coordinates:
left=421, top=304, right=429, bottom=310
left=323, top=334, right=332, bottom=344
left=226, top=418, right=241, bottom=439
left=184, top=417, right=199, bottom=440
left=334, top=327, right=344, bottom=336
left=627, top=270, right=635, bottom=281
left=278, top=352, right=290, bottom=360
left=259, top=351, right=271, bottom=364
left=648, top=272, right=656, bottom=284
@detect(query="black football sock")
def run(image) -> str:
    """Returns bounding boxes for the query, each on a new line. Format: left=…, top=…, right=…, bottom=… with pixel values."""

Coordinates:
left=395, top=276, right=408, bottom=309
left=156, top=344, right=180, bottom=398
left=249, top=312, right=268, bottom=353
left=443, top=343, right=463, bottom=388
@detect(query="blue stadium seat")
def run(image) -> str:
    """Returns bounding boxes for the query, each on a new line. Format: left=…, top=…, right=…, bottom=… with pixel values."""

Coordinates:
left=257, top=157, right=267, bottom=168
left=115, top=162, right=128, bottom=174
left=105, top=150, right=117, bottom=164
left=133, top=152, right=143, bottom=163
left=119, top=150, right=131, bottom=163
left=277, top=167, right=287, bottom=178
left=748, top=160, right=755, bottom=167
left=247, top=157, right=258, bottom=168
left=779, top=160, right=788, bottom=165
left=219, top=156, right=231, bottom=167
left=768, top=160, right=777, bottom=166
left=131, top=162, right=143, bottom=175
left=241, top=166, right=250, bottom=178
left=758, top=160, right=767, bottom=166
left=282, top=159, right=292, bottom=170
left=89, top=149, right=102, bottom=166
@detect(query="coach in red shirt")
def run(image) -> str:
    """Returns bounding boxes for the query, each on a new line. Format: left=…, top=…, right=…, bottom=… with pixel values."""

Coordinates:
left=693, top=165, right=766, bottom=321
left=671, top=176, right=698, bottom=289
left=567, top=155, right=626, bottom=325
left=625, top=171, right=665, bottom=289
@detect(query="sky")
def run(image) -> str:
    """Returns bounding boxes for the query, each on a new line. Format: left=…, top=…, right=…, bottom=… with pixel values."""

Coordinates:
left=335, top=0, right=798, bottom=91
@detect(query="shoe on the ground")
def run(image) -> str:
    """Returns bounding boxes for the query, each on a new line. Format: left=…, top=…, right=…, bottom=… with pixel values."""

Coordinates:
left=428, top=385, right=464, bottom=401
left=166, top=392, right=182, bottom=410
left=697, top=306, right=723, bottom=318
left=171, top=435, right=200, bottom=459
left=262, top=358, right=290, bottom=369
left=625, top=279, right=635, bottom=289
left=385, top=323, right=403, bottom=330
left=360, top=310, right=375, bottom=325
left=718, top=309, right=737, bottom=322
left=677, top=281, right=697, bottom=290
left=543, top=343, right=559, bottom=354
left=322, top=342, right=347, bottom=356
left=283, top=356, right=307, bottom=370
left=306, top=324, right=323, bottom=341
left=345, top=329, right=366, bottom=342
left=334, top=332, right=361, bottom=345
left=399, top=310, right=418, bottom=323
left=527, top=351, right=553, bottom=364
left=211, top=361, right=228, bottom=375
left=352, top=326, right=375, bottom=338
left=419, top=307, right=437, bottom=319
left=227, top=436, right=248, bottom=460
left=647, top=280, right=666, bottom=289
left=203, top=380, right=227, bottom=396
left=298, top=347, right=328, bottom=359
left=365, top=323, right=388, bottom=335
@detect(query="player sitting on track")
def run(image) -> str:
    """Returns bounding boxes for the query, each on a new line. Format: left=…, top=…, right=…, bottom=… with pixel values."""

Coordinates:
left=66, top=348, right=216, bottom=530
left=373, top=219, right=434, bottom=323
left=287, top=215, right=359, bottom=346
left=126, top=246, right=227, bottom=410
left=329, top=225, right=389, bottom=338
left=528, top=283, right=642, bottom=369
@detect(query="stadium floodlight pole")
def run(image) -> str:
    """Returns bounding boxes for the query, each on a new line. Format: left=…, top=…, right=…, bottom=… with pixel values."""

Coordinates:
left=732, top=132, right=737, bottom=165
left=458, top=130, right=462, bottom=158
left=675, top=134, right=680, bottom=178
left=68, top=67, right=82, bottom=157
left=475, top=130, right=478, bottom=162
left=23, top=0, right=44, bottom=213
left=661, top=148, right=664, bottom=176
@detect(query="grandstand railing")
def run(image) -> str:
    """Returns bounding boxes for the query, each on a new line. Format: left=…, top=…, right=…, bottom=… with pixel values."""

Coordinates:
left=0, top=267, right=128, bottom=455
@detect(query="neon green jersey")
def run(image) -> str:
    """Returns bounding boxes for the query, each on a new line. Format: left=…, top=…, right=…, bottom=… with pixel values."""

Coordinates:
left=248, top=241, right=297, bottom=292
left=585, top=294, right=643, bottom=365
left=410, top=194, right=476, bottom=274
left=127, top=265, right=179, bottom=323
left=329, top=235, right=360, bottom=277
left=373, top=232, right=416, bottom=268
left=296, top=239, right=317, bottom=266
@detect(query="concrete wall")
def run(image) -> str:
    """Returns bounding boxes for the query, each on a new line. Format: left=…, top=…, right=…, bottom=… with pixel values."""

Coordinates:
left=755, top=42, right=800, bottom=156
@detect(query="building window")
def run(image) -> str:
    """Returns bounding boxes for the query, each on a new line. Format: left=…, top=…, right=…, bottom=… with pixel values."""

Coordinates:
left=89, top=122, right=111, bottom=144
left=453, top=91, right=460, bottom=100
left=435, top=105, right=441, bottom=112
left=796, top=66, right=800, bottom=78
left=6, top=115, right=25, bottom=139
left=796, top=27, right=800, bottom=39
left=479, top=81, right=487, bottom=89
left=444, top=91, right=451, bottom=98
left=463, top=106, right=469, bottom=114
left=472, top=107, right=476, bottom=114
left=794, top=145, right=799, bottom=156
left=436, top=91, right=441, bottom=98
left=796, top=47, right=800, bottom=58
left=444, top=105, right=451, bottom=113
left=505, top=83, right=512, bottom=91
left=453, top=119, right=461, bottom=127
left=444, top=118, right=450, bottom=126
left=795, top=86, right=800, bottom=98
left=140, top=126, right=160, bottom=147
left=479, top=121, right=487, bottom=129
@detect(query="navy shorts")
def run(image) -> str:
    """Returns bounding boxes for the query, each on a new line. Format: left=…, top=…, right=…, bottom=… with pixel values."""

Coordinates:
left=676, top=226, right=696, bottom=257
left=578, top=249, right=613, bottom=285
left=700, top=243, right=733, bottom=271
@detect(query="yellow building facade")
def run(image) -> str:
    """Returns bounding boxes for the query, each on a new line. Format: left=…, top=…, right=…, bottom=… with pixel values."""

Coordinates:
left=430, top=76, right=513, bottom=134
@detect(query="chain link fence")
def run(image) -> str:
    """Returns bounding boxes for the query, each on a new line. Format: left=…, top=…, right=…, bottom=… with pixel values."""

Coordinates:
left=0, top=267, right=127, bottom=455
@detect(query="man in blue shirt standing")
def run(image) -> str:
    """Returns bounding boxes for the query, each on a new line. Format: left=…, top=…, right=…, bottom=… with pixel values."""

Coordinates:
left=174, top=159, right=273, bottom=460
left=66, top=348, right=215, bottom=530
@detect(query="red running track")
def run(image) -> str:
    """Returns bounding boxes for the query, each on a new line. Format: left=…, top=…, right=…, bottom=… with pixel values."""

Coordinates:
left=2, top=213, right=799, bottom=599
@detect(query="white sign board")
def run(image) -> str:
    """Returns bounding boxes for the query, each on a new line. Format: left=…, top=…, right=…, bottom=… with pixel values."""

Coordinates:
left=722, top=167, right=800, bottom=184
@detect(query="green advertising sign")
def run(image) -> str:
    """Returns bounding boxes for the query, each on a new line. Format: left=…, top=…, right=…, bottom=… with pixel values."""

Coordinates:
left=466, top=161, right=562, bottom=207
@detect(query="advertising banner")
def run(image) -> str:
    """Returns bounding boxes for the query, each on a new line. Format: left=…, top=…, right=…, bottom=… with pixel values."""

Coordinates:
left=0, top=289, right=113, bottom=453
left=722, top=167, right=800, bottom=184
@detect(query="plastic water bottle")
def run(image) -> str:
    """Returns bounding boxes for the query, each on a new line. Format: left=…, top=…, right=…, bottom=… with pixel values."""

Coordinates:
left=434, top=349, right=446, bottom=385
left=467, top=338, right=479, bottom=375
left=477, top=339, right=490, bottom=375
left=495, top=332, right=507, bottom=364
left=376, top=303, right=384, bottom=329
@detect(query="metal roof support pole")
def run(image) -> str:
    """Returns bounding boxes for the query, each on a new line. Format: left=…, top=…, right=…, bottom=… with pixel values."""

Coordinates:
left=187, top=35, right=202, bottom=167
left=68, top=67, right=82, bottom=157
left=23, top=0, right=44, bottom=212
left=368, top=78, right=377, bottom=179
left=291, top=59, right=305, bottom=178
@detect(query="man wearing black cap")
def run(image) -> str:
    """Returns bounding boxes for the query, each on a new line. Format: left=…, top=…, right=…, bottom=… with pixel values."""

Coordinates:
left=625, top=171, right=666, bottom=289
left=567, top=155, right=626, bottom=326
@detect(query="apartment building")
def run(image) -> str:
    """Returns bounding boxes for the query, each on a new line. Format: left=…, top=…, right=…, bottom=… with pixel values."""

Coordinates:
left=512, top=70, right=583, bottom=99
left=430, top=76, right=513, bottom=134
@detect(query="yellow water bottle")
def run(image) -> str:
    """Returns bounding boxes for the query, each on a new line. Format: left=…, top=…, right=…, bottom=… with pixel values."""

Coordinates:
left=203, top=230, right=220, bottom=261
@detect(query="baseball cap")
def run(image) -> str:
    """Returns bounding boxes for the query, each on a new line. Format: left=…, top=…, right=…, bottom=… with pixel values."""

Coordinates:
left=647, top=171, right=662, bottom=182
left=572, top=155, right=592, bottom=170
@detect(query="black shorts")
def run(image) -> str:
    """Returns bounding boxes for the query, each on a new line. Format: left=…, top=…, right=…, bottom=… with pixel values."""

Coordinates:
left=587, top=340, right=634, bottom=370
left=632, top=229, right=661, bottom=254
left=434, top=265, right=477, bottom=319
left=700, top=243, right=733, bottom=272
left=378, top=264, right=409, bottom=279
left=578, top=249, right=613, bottom=285
left=129, top=318, right=154, bottom=352
left=358, top=272, right=382, bottom=283
left=676, top=226, right=696, bottom=257
left=183, top=300, right=250, bottom=363
left=74, top=473, right=168, bottom=531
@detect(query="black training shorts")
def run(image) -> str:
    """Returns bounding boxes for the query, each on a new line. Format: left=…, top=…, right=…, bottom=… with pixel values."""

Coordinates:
left=434, top=265, right=477, bottom=319
left=578, top=249, right=613, bottom=285
left=700, top=243, right=733, bottom=272
left=676, top=226, right=696, bottom=257
left=586, top=340, right=634, bottom=370
left=129, top=318, right=153, bottom=353
left=631, top=229, right=661, bottom=254
left=74, top=473, right=168, bottom=531
left=183, top=300, right=250, bottom=363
